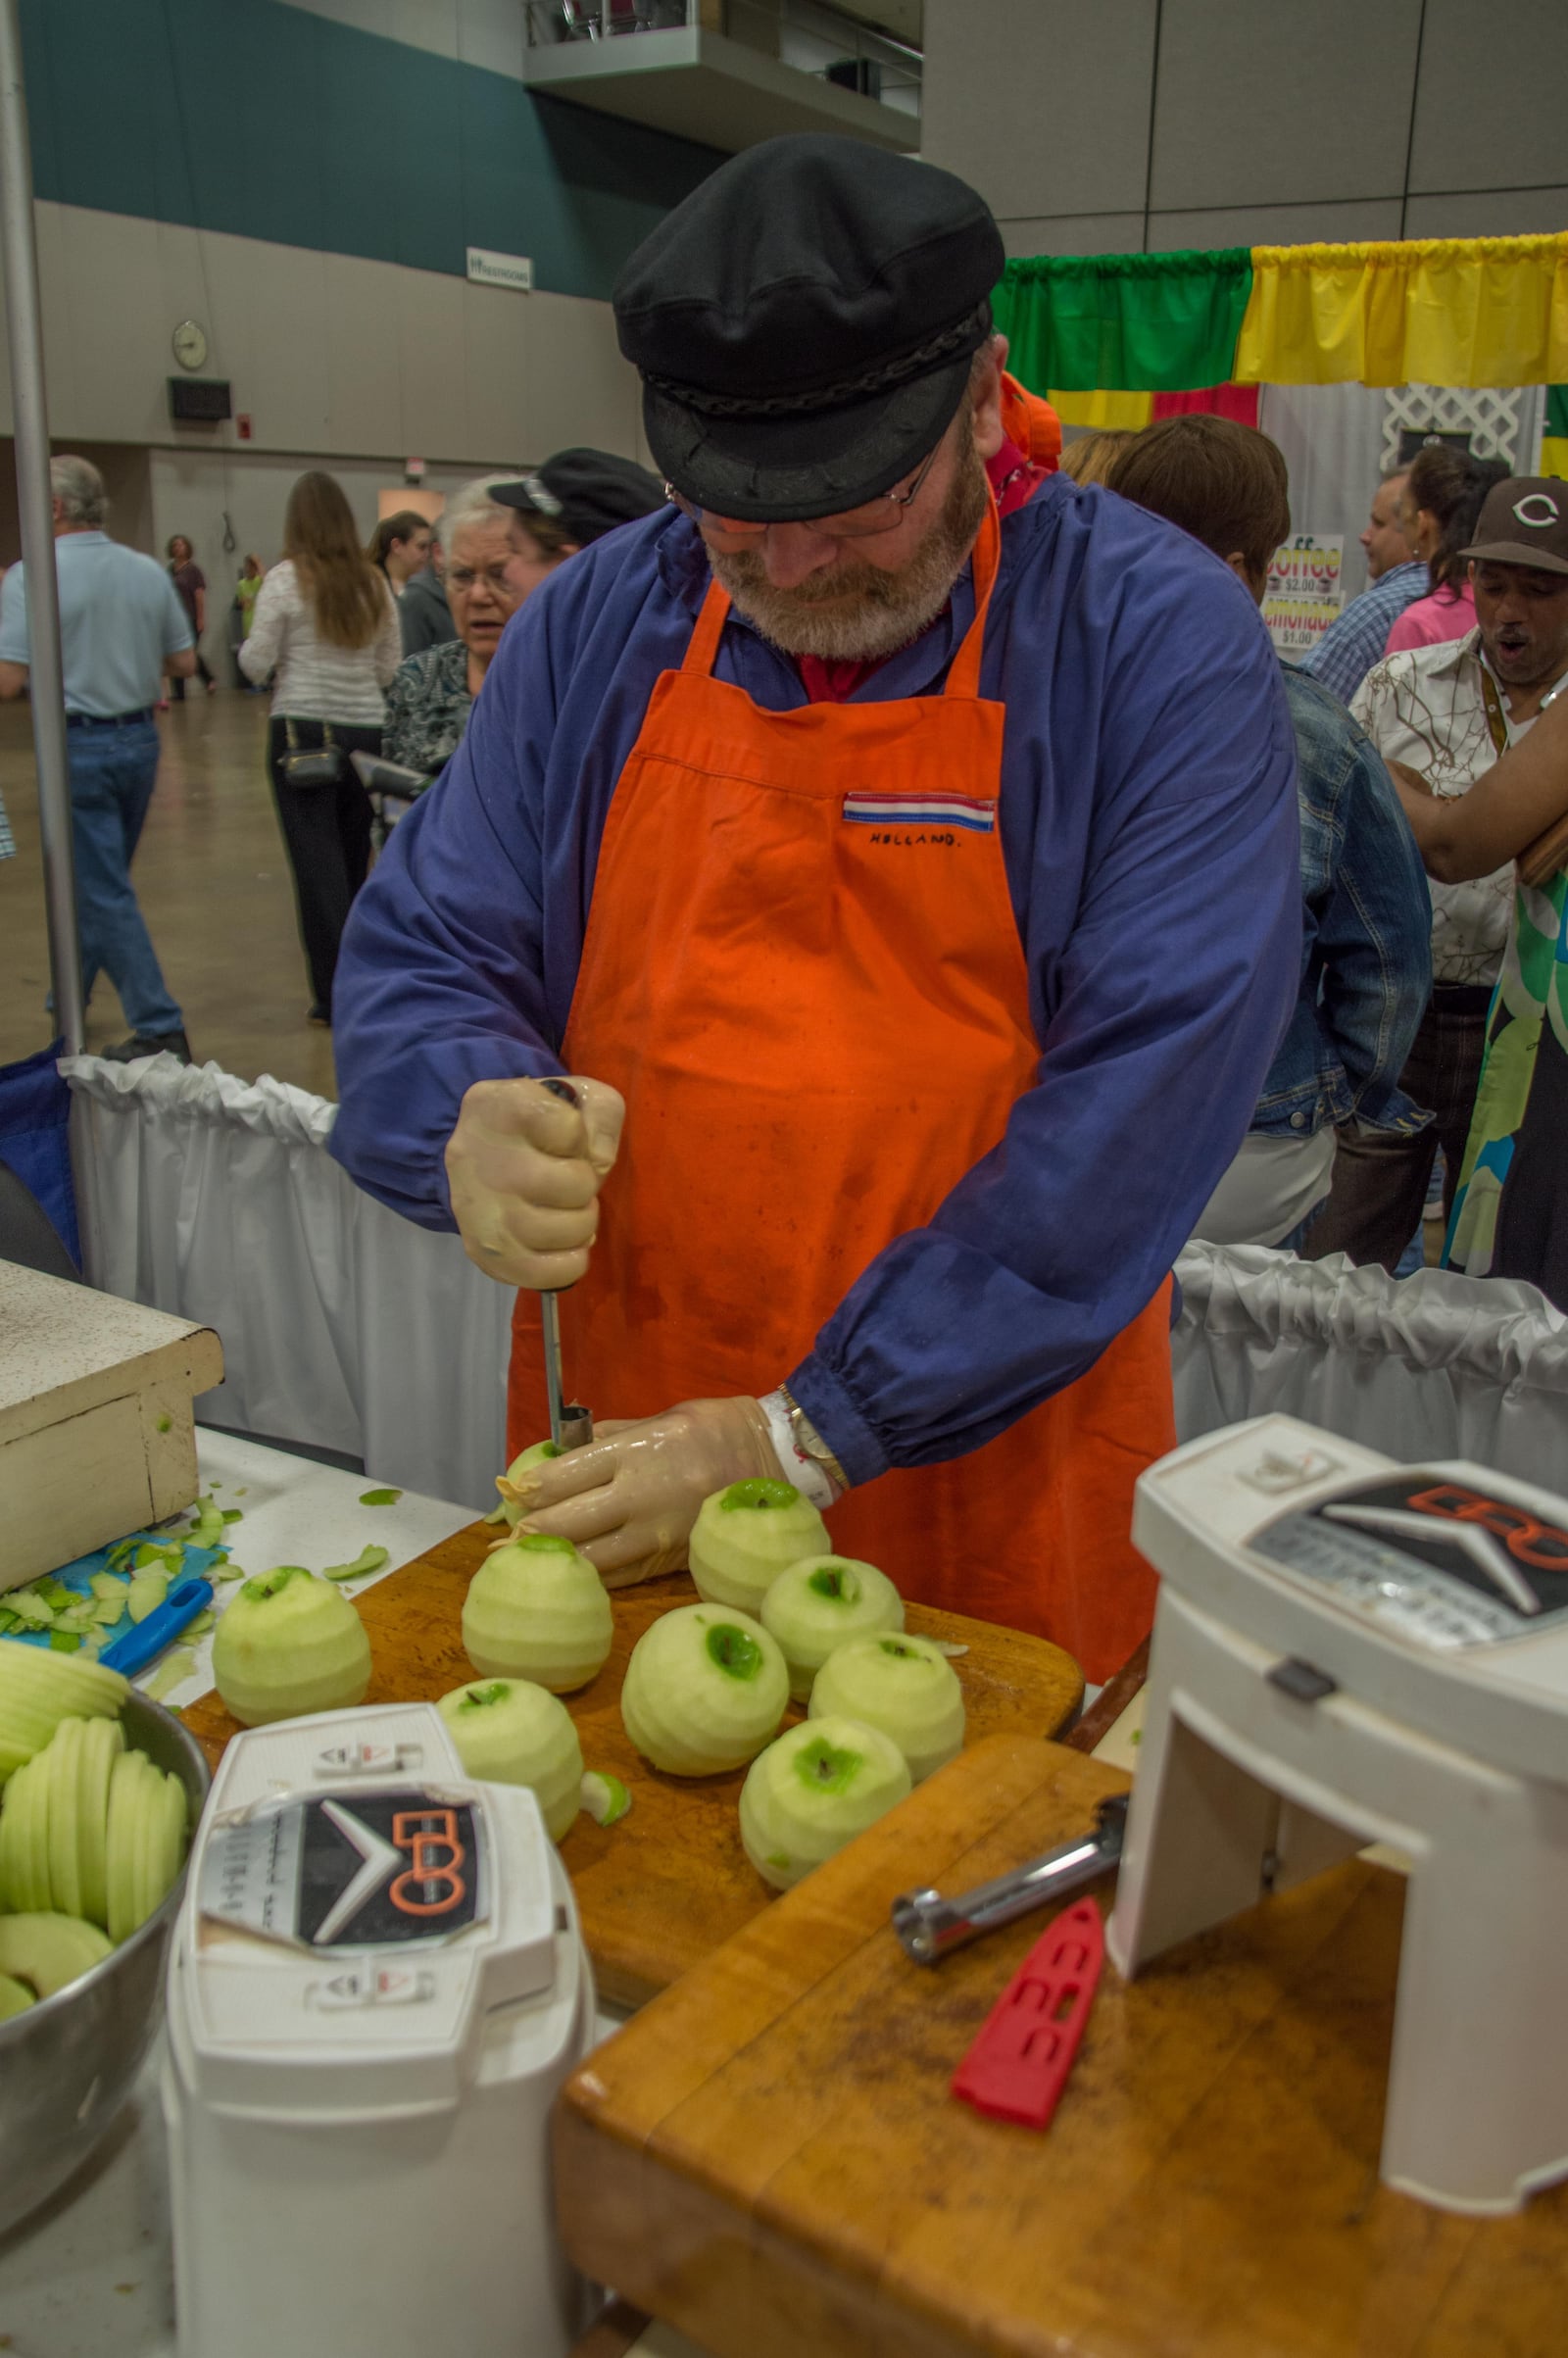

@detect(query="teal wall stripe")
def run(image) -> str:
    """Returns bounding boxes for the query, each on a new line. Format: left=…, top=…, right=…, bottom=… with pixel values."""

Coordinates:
left=20, top=0, right=721, bottom=302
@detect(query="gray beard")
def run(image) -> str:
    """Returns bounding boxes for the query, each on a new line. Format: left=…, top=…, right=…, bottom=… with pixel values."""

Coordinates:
left=710, top=445, right=990, bottom=663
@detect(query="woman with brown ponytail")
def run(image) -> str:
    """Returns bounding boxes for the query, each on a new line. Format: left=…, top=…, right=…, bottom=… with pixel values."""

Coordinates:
left=240, top=471, right=402, bottom=1024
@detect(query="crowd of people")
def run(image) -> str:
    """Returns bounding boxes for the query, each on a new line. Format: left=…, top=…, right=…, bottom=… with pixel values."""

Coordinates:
left=1, top=132, right=1566, bottom=1382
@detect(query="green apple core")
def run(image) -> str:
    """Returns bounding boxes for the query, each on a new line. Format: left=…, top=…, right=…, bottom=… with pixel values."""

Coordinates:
left=808, top=1563, right=858, bottom=1604
left=794, top=1738, right=863, bottom=1794
left=879, top=1639, right=928, bottom=1665
left=243, top=1565, right=309, bottom=1601
left=718, top=1479, right=800, bottom=1513
left=461, top=1683, right=511, bottom=1710
left=706, top=1624, right=763, bottom=1679
left=514, top=1532, right=577, bottom=1555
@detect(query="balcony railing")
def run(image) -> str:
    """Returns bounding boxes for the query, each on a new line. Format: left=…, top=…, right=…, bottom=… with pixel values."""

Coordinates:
left=523, top=0, right=921, bottom=122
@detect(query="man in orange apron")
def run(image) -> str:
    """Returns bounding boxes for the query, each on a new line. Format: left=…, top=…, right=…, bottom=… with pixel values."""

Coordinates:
left=330, top=136, right=1300, bottom=1681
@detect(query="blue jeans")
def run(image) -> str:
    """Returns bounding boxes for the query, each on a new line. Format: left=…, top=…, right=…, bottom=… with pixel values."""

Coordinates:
left=68, top=719, right=183, bottom=1035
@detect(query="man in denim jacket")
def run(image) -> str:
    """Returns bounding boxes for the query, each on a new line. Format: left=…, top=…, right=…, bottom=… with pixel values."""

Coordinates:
left=1108, top=417, right=1432, bottom=1247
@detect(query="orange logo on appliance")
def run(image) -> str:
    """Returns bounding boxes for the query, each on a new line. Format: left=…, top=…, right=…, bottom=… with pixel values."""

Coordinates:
left=388, top=1808, right=466, bottom=1917
left=1406, top=1484, right=1568, bottom=1573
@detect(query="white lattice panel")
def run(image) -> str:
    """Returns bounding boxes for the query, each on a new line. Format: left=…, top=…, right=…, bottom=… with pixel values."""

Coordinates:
left=1382, top=384, right=1527, bottom=467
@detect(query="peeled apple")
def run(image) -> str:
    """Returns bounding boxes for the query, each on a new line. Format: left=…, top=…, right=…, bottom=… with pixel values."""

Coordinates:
left=462, top=1533, right=613, bottom=1693
left=760, top=1555, right=905, bottom=1701
left=739, top=1715, right=911, bottom=1891
left=105, top=1749, right=188, bottom=1942
left=687, top=1479, right=831, bottom=1612
left=212, top=1565, right=371, bottom=1727
left=494, top=1438, right=563, bottom=1528
left=436, top=1680, right=582, bottom=1842
left=808, top=1633, right=965, bottom=1783
left=620, top=1603, right=788, bottom=1776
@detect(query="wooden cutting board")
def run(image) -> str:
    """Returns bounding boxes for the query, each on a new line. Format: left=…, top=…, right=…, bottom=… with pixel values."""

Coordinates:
left=182, top=1528, right=1083, bottom=2007
left=554, top=1734, right=1568, bottom=2358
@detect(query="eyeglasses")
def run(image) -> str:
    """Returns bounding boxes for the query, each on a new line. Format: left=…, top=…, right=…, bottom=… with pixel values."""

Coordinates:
left=447, top=564, right=515, bottom=594
left=666, top=437, right=945, bottom=547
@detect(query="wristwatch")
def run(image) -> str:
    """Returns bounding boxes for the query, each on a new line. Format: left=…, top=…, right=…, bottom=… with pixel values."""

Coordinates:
left=777, top=1385, right=849, bottom=1498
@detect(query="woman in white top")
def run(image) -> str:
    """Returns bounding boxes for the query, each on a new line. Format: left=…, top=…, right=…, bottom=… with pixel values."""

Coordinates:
left=241, top=472, right=402, bottom=1023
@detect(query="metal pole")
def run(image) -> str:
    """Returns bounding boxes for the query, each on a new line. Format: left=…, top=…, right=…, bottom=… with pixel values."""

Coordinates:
left=0, top=0, right=84, bottom=1054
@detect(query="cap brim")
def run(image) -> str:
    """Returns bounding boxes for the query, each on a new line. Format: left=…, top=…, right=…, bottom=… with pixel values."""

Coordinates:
left=644, top=353, right=972, bottom=524
left=1458, top=539, right=1568, bottom=576
left=487, top=479, right=551, bottom=517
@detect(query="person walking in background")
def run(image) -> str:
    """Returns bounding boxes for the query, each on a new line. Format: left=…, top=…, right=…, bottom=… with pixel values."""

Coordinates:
left=368, top=511, right=431, bottom=599
left=397, top=528, right=454, bottom=657
left=231, top=555, right=265, bottom=690
left=0, top=456, right=196, bottom=1061
left=166, top=534, right=217, bottom=699
left=1384, top=448, right=1509, bottom=657
left=240, top=471, right=401, bottom=1026
left=1300, top=468, right=1428, bottom=705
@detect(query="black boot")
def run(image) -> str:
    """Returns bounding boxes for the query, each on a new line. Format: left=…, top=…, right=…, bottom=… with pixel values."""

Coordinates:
left=102, top=1029, right=193, bottom=1065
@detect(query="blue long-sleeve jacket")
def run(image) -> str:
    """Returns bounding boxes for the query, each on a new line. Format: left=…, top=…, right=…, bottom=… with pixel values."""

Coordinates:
left=1250, top=667, right=1432, bottom=1142
left=328, top=478, right=1301, bottom=1489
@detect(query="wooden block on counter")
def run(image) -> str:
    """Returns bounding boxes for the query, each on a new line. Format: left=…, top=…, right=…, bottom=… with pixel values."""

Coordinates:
left=555, top=1732, right=1568, bottom=2358
left=0, top=1259, right=222, bottom=1591
left=182, top=1540, right=1084, bottom=2009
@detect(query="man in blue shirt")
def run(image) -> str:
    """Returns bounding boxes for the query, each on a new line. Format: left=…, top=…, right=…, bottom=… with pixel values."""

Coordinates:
left=1300, top=469, right=1428, bottom=706
left=327, top=137, right=1300, bottom=1668
left=0, top=456, right=196, bottom=1061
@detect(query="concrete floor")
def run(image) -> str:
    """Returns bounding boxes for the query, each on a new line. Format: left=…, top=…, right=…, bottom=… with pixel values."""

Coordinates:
left=0, top=692, right=340, bottom=1097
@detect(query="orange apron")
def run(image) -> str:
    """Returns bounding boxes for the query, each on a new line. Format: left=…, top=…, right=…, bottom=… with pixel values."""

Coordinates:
left=509, top=501, right=1172, bottom=1680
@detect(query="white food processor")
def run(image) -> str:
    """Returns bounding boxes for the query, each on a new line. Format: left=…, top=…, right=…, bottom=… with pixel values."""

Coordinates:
left=163, top=1701, right=596, bottom=2356
left=1108, top=1413, right=1568, bottom=2216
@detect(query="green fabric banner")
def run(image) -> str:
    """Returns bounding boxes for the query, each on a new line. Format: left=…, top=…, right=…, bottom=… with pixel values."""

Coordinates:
left=1547, top=385, right=1568, bottom=438
left=994, top=248, right=1254, bottom=394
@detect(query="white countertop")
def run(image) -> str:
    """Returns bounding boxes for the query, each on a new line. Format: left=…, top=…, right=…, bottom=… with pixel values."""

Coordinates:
left=0, top=1430, right=475, bottom=2356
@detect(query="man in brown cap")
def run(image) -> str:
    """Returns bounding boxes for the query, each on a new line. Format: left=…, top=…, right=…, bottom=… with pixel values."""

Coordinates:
left=1306, top=475, right=1568, bottom=1272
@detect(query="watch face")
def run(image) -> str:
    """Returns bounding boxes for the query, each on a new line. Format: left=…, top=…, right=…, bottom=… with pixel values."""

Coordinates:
left=172, top=319, right=208, bottom=371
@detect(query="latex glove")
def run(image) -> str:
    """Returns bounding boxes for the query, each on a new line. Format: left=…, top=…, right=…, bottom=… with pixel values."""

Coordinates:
left=444, top=1074, right=624, bottom=1291
left=513, top=1398, right=785, bottom=1587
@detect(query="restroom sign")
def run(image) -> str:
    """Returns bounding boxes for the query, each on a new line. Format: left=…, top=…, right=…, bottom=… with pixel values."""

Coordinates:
left=466, top=246, right=533, bottom=293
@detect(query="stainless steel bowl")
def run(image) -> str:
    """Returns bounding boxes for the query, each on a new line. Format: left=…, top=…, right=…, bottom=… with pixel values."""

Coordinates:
left=0, top=1688, right=212, bottom=2236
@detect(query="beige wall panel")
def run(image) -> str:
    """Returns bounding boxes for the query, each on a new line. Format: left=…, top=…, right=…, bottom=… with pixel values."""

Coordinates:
left=921, top=0, right=1157, bottom=223
left=1407, top=0, right=1568, bottom=197
left=520, top=287, right=643, bottom=464
left=1401, top=187, right=1568, bottom=240
left=999, top=213, right=1148, bottom=260
left=460, top=280, right=534, bottom=467
left=396, top=265, right=472, bottom=460
left=217, top=233, right=335, bottom=450
left=325, top=250, right=407, bottom=462
left=1148, top=198, right=1406, bottom=252
left=54, top=206, right=172, bottom=445
left=1150, top=0, right=1422, bottom=213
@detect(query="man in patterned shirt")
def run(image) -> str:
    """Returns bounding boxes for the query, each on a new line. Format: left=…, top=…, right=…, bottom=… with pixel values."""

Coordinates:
left=1300, top=468, right=1427, bottom=706
left=1306, top=474, right=1568, bottom=1270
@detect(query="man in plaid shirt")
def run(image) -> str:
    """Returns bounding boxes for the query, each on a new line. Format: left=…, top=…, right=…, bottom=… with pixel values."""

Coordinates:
left=1301, top=468, right=1428, bottom=705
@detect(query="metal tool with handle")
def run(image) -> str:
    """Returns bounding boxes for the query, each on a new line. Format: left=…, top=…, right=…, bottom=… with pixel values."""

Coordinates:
left=538, top=1078, right=594, bottom=1452
left=892, top=1792, right=1127, bottom=1965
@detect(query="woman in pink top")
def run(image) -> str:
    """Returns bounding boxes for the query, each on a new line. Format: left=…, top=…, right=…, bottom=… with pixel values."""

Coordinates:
left=1385, top=445, right=1508, bottom=655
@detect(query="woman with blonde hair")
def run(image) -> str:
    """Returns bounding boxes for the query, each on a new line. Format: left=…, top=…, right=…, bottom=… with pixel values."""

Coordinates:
left=240, top=470, right=401, bottom=1023
left=1058, top=429, right=1133, bottom=488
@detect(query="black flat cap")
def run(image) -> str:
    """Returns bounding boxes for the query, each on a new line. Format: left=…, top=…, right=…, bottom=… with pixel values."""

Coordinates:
left=613, top=134, right=1004, bottom=523
left=489, top=448, right=665, bottom=545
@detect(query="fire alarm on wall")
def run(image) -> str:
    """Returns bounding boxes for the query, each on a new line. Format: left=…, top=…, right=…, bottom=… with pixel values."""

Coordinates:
left=236, top=415, right=253, bottom=441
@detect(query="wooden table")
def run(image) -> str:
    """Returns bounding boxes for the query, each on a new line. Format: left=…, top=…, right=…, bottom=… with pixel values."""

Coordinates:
left=182, top=1525, right=1085, bottom=2008
left=555, top=1734, right=1568, bottom=2358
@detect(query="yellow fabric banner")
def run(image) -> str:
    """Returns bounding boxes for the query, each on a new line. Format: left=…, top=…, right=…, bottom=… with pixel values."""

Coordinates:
left=1235, top=234, right=1568, bottom=388
left=1047, top=387, right=1155, bottom=430
left=1543, top=438, right=1568, bottom=480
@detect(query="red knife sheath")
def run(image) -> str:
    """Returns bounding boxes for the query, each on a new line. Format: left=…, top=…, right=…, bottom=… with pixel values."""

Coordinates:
left=951, top=1897, right=1103, bottom=2130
